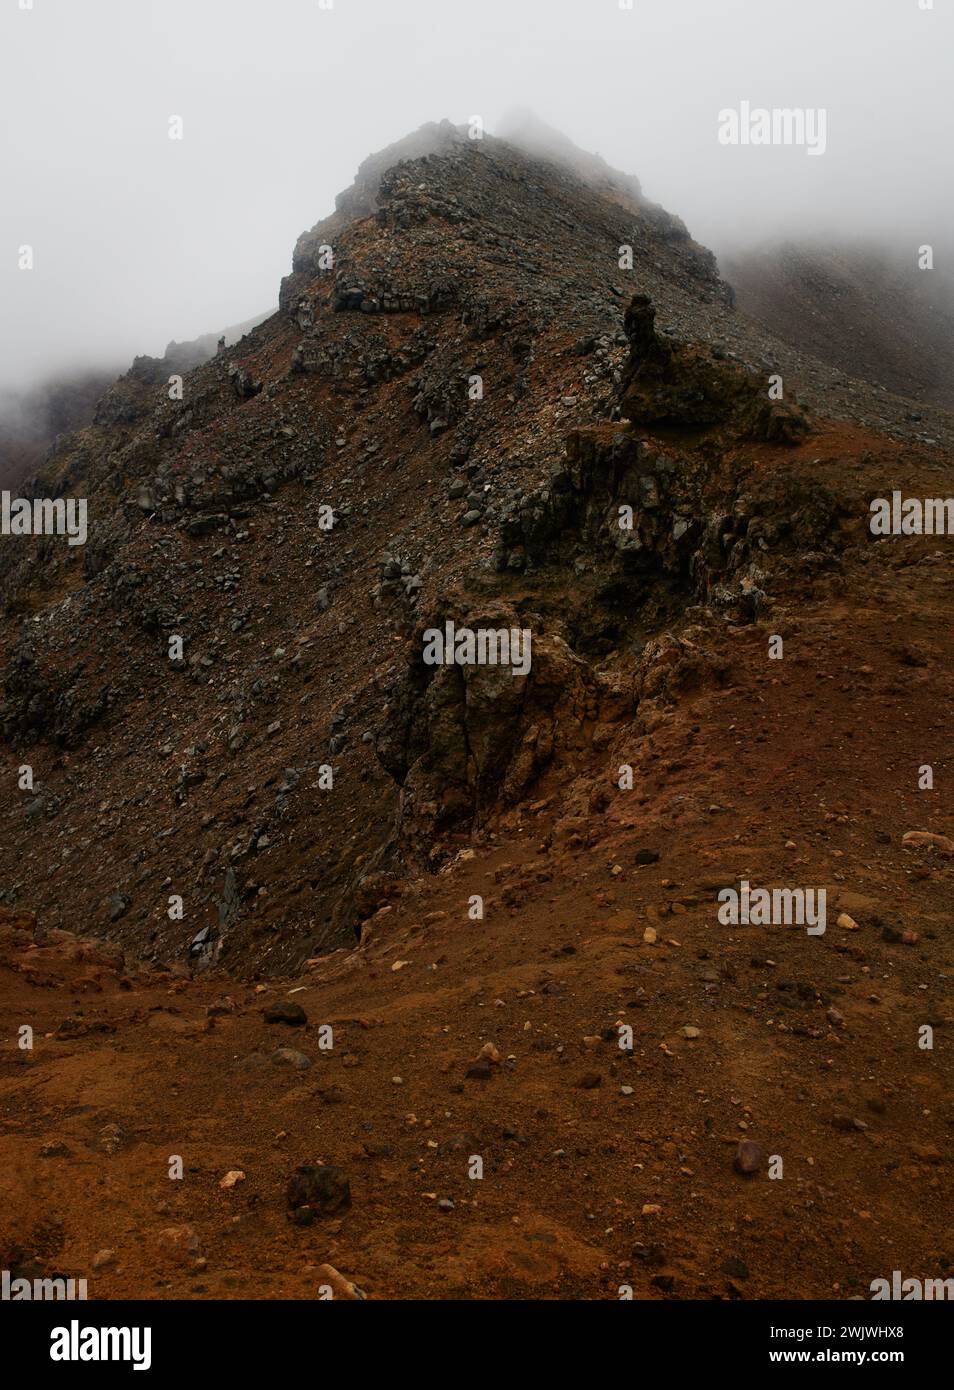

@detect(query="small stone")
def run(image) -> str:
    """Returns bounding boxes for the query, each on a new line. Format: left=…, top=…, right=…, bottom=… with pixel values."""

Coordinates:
left=642, top=1203, right=662, bottom=1215
left=901, top=830, right=954, bottom=855
left=830, top=1114, right=866, bottom=1132
left=264, top=1002, right=307, bottom=1027
left=316, top=1263, right=366, bottom=1300
left=287, top=1164, right=351, bottom=1216
left=207, top=999, right=236, bottom=1018
left=643, top=927, right=657, bottom=944
left=620, top=1086, right=635, bottom=1096
left=680, top=1026, right=701, bottom=1039
left=437, top=1198, right=455, bottom=1212
left=478, top=1042, right=501, bottom=1063
left=98, top=1123, right=123, bottom=1154
left=219, top=1170, right=245, bottom=1190
left=92, top=1249, right=116, bottom=1270
left=837, top=913, right=859, bottom=931
left=271, top=1047, right=312, bottom=1070
left=157, top=1225, right=200, bottom=1263
left=108, top=892, right=131, bottom=922
left=734, top=1140, right=763, bottom=1176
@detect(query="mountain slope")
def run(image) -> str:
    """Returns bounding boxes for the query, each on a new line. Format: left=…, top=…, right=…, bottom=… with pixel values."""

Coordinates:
left=1, top=120, right=952, bottom=1304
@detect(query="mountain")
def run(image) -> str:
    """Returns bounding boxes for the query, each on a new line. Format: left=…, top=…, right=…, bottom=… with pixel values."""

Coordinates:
left=0, top=119, right=746, bottom=969
left=1, top=121, right=952, bottom=1301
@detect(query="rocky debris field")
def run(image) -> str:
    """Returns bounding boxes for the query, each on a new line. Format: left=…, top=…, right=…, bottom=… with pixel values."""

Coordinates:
left=1, top=121, right=952, bottom=1300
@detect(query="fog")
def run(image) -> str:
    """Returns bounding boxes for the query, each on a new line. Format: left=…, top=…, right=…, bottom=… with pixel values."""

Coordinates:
left=1, top=0, right=951, bottom=395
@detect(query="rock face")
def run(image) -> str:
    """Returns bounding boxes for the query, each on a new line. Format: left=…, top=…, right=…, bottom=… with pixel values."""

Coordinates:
left=375, top=602, right=600, bottom=857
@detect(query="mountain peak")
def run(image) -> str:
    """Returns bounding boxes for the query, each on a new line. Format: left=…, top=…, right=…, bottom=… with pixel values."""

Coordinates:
left=497, top=106, right=643, bottom=202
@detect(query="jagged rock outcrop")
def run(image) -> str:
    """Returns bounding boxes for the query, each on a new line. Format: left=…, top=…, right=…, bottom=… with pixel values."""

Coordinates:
left=375, top=600, right=600, bottom=858
left=620, top=293, right=811, bottom=442
left=495, top=406, right=843, bottom=600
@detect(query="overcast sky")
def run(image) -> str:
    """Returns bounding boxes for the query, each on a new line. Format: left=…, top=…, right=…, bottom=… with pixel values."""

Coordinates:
left=1, top=0, right=951, bottom=390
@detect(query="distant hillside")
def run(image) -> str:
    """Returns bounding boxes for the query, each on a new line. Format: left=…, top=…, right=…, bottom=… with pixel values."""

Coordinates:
left=723, top=240, right=954, bottom=411
left=0, top=370, right=116, bottom=487
left=0, top=312, right=271, bottom=489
